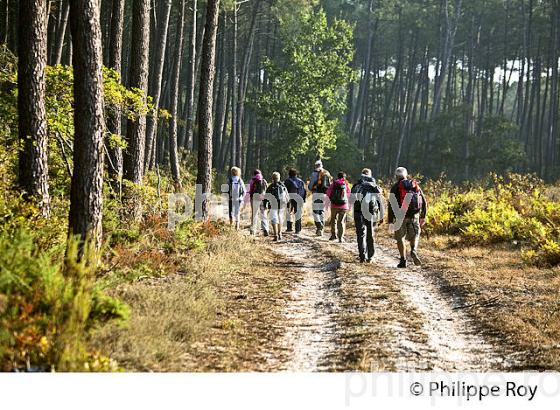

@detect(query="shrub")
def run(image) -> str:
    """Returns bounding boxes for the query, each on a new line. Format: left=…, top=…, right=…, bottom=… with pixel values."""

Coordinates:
left=0, top=227, right=128, bottom=371
left=424, top=173, right=560, bottom=266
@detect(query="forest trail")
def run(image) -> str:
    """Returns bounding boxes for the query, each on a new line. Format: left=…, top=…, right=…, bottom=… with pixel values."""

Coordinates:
left=260, top=229, right=511, bottom=372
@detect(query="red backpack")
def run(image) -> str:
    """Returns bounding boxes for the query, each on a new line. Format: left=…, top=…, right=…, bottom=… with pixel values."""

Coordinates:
left=399, top=179, right=422, bottom=214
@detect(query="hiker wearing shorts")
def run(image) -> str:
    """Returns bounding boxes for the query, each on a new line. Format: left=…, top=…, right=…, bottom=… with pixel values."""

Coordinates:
left=351, top=168, right=384, bottom=263
left=284, top=168, right=306, bottom=234
left=226, top=167, right=246, bottom=231
left=308, top=160, right=332, bottom=237
left=249, top=169, right=269, bottom=236
left=388, top=167, right=427, bottom=268
left=265, top=172, right=289, bottom=242
left=326, top=172, right=351, bottom=242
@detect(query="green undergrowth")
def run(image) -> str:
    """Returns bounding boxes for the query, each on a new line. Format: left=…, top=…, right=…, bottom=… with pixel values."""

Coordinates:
left=424, top=173, right=560, bottom=266
left=0, top=45, right=225, bottom=371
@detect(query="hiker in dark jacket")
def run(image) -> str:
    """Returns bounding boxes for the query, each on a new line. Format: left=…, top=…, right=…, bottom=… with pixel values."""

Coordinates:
left=307, top=160, right=332, bottom=236
left=326, top=172, right=351, bottom=242
left=388, top=167, right=427, bottom=268
left=248, top=169, right=269, bottom=236
left=265, top=172, right=289, bottom=242
left=351, top=168, right=385, bottom=263
left=284, top=168, right=306, bottom=234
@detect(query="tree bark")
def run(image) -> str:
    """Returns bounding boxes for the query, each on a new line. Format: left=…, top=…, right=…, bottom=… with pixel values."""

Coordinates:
left=52, top=0, right=70, bottom=65
left=123, top=0, right=150, bottom=184
left=168, top=0, right=187, bottom=189
left=431, top=0, right=462, bottom=117
left=229, top=2, right=238, bottom=167
left=196, top=0, right=220, bottom=219
left=68, top=0, right=105, bottom=251
left=1, top=0, right=8, bottom=44
left=106, top=0, right=125, bottom=193
left=17, top=0, right=50, bottom=218
left=181, top=0, right=198, bottom=151
left=145, top=0, right=172, bottom=172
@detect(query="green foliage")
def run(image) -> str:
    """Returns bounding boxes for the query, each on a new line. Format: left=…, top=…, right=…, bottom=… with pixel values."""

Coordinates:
left=424, top=173, right=560, bottom=266
left=257, top=8, right=355, bottom=167
left=407, top=108, right=527, bottom=180
left=0, top=226, right=128, bottom=371
left=0, top=47, right=151, bottom=198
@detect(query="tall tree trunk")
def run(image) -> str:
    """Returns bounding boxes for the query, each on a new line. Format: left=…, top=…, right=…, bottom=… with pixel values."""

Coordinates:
left=17, top=0, right=50, bottom=218
left=196, top=0, right=220, bottom=219
left=52, top=0, right=69, bottom=65
left=123, top=0, right=150, bottom=184
left=181, top=0, right=198, bottom=151
left=106, top=0, right=125, bottom=194
left=1, top=0, right=7, bottom=44
left=68, top=0, right=105, bottom=252
left=235, top=0, right=261, bottom=173
left=213, top=12, right=228, bottom=167
left=168, top=0, right=186, bottom=189
left=229, top=2, right=238, bottom=167
left=432, top=0, right=462, bottom=117
left=145, top=0, right=172, bottom=171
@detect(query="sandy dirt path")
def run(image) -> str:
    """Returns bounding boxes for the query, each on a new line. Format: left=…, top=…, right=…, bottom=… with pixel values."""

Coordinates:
left=261, top=229, right=512, bottom=371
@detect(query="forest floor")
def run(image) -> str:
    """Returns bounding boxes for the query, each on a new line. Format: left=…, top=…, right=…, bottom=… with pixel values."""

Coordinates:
left=93, top=218, right=560, bottom=372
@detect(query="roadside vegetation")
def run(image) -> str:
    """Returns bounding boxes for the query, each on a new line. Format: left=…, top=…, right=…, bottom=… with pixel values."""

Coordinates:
left=424, top=173, right=560, bottom=266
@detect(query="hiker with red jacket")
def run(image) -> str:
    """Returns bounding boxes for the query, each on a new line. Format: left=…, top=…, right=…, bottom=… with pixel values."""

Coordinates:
left=388, top=167, right=428, bottom=268
left=284, top=168, right=306, bottom=234
left=326, top=172, right=351, bottom=242
left=249, top=169, right=269, bottom=236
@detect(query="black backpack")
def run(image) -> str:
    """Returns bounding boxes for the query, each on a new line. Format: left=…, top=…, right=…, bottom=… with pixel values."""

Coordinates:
left=267, top=183, right=288, bottom=208
left=254, top=178, right=267, bottom=195
left=331, top=181, right=348, bottom=206
left=353, top=182, right=380, bottom=217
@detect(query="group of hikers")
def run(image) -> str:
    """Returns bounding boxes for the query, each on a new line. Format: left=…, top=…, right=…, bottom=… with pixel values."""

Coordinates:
left=225, top=161, right=427, bottom=268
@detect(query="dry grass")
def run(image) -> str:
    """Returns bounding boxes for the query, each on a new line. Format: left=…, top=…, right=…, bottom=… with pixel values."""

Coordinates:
left=412, top=233, right=560, bottom=370
left=90, top=230, right=292, bottom=371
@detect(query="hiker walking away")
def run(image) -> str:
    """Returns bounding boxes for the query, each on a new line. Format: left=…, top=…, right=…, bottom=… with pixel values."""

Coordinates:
left=265, top=172, right=289, bottom=241
left=351, top=168, right=385, bottom=263
left=249, top=169, right=269, bottom=236
left=388, top=167, right=427, bottom=268
left=326, top=172, right=351, bottom=242
left=284, top=168, right=306, bottom=234
left=308, top=160, right=332, bottom=236
left=226, top=166, right=246, bottom=231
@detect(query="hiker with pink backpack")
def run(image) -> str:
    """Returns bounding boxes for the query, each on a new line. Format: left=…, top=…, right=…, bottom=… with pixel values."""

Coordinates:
left=326, top=172, right=351, bottom=243
left=388, top=167, right=428, bottom=268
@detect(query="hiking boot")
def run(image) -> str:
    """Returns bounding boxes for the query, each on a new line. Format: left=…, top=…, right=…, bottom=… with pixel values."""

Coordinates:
left=338, top=237, right=345, bottom=243
left=411, top=250, right=422, bottom=266
left=273, top=235, right=279, bottom=242
left=263, top=230, right=269, bottom=237
left=278, top=233, right=283, bottom=241
left=329, top=235, right=337, bottom=241
left=359, top=258, right=366, bottom=264
left=366, top=258, right=373, bottom=264
left=317, top=229, right=324, bottom=237
left=397, top=257, right=407, bottom=269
